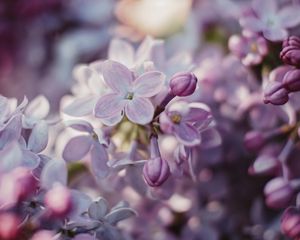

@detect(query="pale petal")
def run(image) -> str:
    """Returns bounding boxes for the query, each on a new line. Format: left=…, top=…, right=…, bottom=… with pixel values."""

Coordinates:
left=183, top=103, right=212, bottom=123
left=105, top=208, right=137, bottom=225
left=63, top=136, right=92, bottom=162
left=134, top=71, right=165, bottom=97
left=252, top=0, right=277, bottom=17
left=102, top=60, right=133, bottom=93
left=263, top=28, right=288, bottom=42
left=40, top=160, right=67, bottom=189
left=64, top=96, right=97, bottom=117
left=108, top=38, right=135, bottom=68
left=279, top=6, right=300, bottom=28
left=88, top=198, right=109, bottom=220
left=28, top=120, right=48, bottom=153
left=101, top=111, right=124, bottom=126
left=21, top=150, right=40, bottom=169
left=125, top=98, right=154, bottom=124
left=90, top=143, right=109, bottom=180
left=0, top=114, right=22, bottom=150
left=174, top=123, right=201, bottom=146
left=239, top=17, right=264, bottom=32
left=94, top=93, right=125, bottom=119
left=65, top=120, right=94, bottom=133
left=0, top=141, right=22, bottom=172
left=25, top=95, right=50, bottom=120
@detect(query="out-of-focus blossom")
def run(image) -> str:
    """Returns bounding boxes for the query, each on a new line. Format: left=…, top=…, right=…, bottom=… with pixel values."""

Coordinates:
left=228, top=31, right=268, bottom=66
left=240, top=0, right=300, bottom=41
left=115, top=0, right=192, bottom=38
left=244, top=130, right=266, bottom=151
left=30, top=230, right=55, bottom=240
left=281, top=206, right=300, bottom=240
left=280, top=36, right=300, bottom=67
left=94, top=60, right=165, bottom=125
left=0, top=213, right=20, bottom=240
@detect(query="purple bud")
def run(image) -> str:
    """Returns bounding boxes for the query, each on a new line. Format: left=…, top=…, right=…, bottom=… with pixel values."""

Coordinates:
left=281, top=207, right=300, bottom=239
left=280, top=36, right=300, bottom=67
left=248, top=155, right=279, bottom=175
left=44, top=184, right=72, bottom=218
left=244, top=131, right=265, bottom=151
left=143, top=157, right=170, bottom=187
left=0, top=213, right=20, bottom=240
left=263, top=81, right=289, bottom=105
left=264, top=177, right=294, bottom=209
left=169, top=72, right=197, bottom=97
left=283, top=69, right=300, bottom=92
left=143, top=136, right=170, bottom=187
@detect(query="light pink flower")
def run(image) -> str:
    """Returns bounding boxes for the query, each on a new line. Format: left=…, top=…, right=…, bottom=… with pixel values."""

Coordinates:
left=240, top=0, right=300, bottom=41
left=94, top=60, right=165, bottom=126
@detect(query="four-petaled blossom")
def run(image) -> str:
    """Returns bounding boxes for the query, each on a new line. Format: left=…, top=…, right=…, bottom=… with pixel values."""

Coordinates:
left=160, top=101, right=212, bottom=146
left=94, top=60, right=165, bottom=126
left=240, top=0, right=300, bottom=41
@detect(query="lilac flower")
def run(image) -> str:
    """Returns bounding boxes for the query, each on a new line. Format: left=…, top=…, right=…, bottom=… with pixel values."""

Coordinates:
left=62, top=120, right=109, bottom=179
left=169, top=72, right=198, bottom=97
left=228, top=31, right=268, bottom=66
left=94, top=60, right=165, bottom=126
left=160, top=101, right=212, bottom=146
left=239, top=0, right=300, bottom=41
left=281, top=206, right=300, bottom=239
left=280, top=36, right=300, bottom=67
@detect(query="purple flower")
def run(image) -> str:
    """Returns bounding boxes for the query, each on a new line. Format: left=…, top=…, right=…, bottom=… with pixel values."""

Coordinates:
left=160, top=101, right=212, bottom=146
left=249, top=154, right=280, bottom=176
left=282, top=68, right=300, bottom=92
left=143, top=136, right=170, bottom=187
left=280, top=36, right=300, bottom=67
left=94, top=60, right=165, bottom=126
left=169, top=72, right=197, bottom=97
left=228, top=31, right=268, bottom=66
left=240, top=0, right=300, bottom=41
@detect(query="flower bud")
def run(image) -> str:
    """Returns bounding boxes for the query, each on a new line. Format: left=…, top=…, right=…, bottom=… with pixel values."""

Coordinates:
left=244, top=130, right=265, bottom=151
left=281, top=207, right=300, bottom=239
left=44, top=184, right=72, bottom=218
left=0, top=213, right=20, bottom=240
left=263, top=81, right=289, bottom=105
left=143, top=157, right=170, bottom=187
left=280, top=36, right=300, bottom=67
left=248, top=155, right=279, bottom=175
left=169, top=72, right=197, bottom=97
left=283, top=69, right=300, bottom=92
left=264, top=177, right=294, bottom=209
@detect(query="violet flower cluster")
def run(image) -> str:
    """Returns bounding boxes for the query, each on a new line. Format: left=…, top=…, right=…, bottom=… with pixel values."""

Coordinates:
left=3, top=0, right=300, bottom=239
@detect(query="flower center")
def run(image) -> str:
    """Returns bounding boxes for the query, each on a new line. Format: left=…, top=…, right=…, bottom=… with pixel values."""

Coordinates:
left=170, top=114, right=182, bottom=124
left=125, top=92, right=134, bottom=100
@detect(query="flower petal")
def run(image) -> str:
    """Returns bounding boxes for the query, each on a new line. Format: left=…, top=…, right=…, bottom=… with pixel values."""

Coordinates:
left=105, top=208, right=137, bottom=225
left=40, top=160, right=67, bottom=189
left=263, top=28, right=288, bottom=42
left=102, top=60, right=133, bottom=93
left=28, top=120, right=48, bottom=153
left=94, top=93, right=125, bottom=119
left=239, top=17, right=264, bottom=32
left=125, top=97, right=154, bottom=124
left=101, top=111, right=124, bottom=126
left=88, top=197, right=109, bottom=220
left=252, top=0, right=277, bottom=17
left=65, top=120, right=94, bottom=133
left=63, top=136, right=92, bottom=162
left=108, top=38, right=135, bottom=68
left=174, top=123, right=201, bottom=146
left=278, top=6, right=300, bottom=28
left=64, top=96, right=98, bottom=117
left=134, top=71, right=165, bottom=97
left=25, top=95, right=50, bottom=120
left=90, top=143, right=109, bottom=180
left=0, top=141, right=22, bottom=172
left=21, top=150, right=40, bottom=169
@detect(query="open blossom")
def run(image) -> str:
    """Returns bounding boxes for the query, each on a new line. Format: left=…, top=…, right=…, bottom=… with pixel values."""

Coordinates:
left=160, top=101, right=212, bottom=146
left=94, top=60, right=165, bottom=126
left=239, top=0, right=300, bottom=41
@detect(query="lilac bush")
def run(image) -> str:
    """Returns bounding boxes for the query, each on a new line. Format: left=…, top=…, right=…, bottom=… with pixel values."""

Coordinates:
left=3, top=0, right=300, bottom=239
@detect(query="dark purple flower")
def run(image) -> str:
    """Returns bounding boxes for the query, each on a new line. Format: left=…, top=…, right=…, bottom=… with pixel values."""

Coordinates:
left=283, top=68, right=300, bottom=92
left=280, top=36, right=300, bottom=67
left=169, top=72, right=197, bottom=97
left=263, top=81, right=289, bottom=105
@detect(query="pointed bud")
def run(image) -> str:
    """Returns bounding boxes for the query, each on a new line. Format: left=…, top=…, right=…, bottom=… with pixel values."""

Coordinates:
left=170, top=72, right=197, bottom=97
left=263, top=81, right=289, bottom=105
left=244, top=130, right=265, bottom=151
left=143, top=157, right=170, bottom=187
left=249, top=155, right=280, bottom=175
left=44, top=184, right=72, bottom=218
left=281, top=207, right=300, bottom=239
left=283, top=69, right=300, bottom=92
left=280, top=36, right=300, bottom=67
left=264, top=177, right=294, bottom=209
